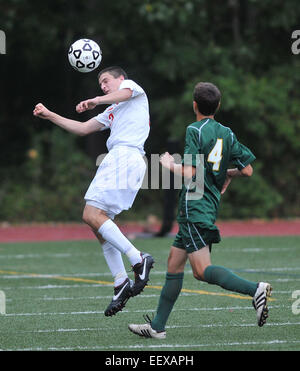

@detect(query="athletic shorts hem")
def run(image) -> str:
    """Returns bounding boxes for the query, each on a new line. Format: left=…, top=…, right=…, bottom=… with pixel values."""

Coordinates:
left=173, top=222, right=221, bottom=253
left=85, top=200, right=117, bottom=220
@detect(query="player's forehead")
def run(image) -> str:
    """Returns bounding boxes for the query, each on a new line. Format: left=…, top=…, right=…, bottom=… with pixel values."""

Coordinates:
left=98, top=72, right=115, bottom=84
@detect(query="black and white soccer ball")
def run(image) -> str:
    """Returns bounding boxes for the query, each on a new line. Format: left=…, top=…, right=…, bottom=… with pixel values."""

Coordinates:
left=68, top=39, right=102, bottom=73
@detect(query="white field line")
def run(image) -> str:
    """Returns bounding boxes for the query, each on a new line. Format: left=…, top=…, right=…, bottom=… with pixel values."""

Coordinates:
left=0, top=246, right=299, bottom=260
left=1, top=275, right=299, bottom=293
left=272, top=278, right=300, bottom=282
left=11, top=294, right=161, bottom=301
left=0, top=271, right=169, bottom=279
left=3, top=288, right=290, bottom=303
left=2, top=339, right=300, bottom=351
left=221, top=247, right=299, bottom=253
left=0, top=281, right=297, bottom=294
left=1, top=320, right=299, bottom=335
left=1, top=284, right=110, bottom=290
left=0, top=253, right=77, bottom=259
left=1, top=265, right=300, bottom=280
left=1, top=304, right=287, bottom=317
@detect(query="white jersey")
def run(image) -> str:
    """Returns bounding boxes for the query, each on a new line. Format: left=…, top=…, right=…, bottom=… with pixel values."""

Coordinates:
left=94, top=79, right=150, bottom=155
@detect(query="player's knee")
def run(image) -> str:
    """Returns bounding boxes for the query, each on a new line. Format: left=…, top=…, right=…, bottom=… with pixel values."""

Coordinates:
left=193, top=269, right=205, bottom=281
left=82, top=206, right=109, bottom=231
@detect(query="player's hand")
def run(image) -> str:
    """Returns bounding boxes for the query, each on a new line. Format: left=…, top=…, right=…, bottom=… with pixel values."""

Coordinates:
left=76, top=98, right=98, bottom=113
left=160, top=152, right=175, bottom=170
left=33, top=103, right=52, bottom=120
left=221, top=173, right=233, bottom=194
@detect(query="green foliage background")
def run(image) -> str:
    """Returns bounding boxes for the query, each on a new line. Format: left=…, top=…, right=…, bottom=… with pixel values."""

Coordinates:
left=0, top=0, right=299, bottom=222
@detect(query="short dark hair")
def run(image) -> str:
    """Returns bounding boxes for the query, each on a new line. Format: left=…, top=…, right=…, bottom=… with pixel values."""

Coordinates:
left=97, top=66, right=128, bottom=80
left=193, top=82, right=221, bottom=115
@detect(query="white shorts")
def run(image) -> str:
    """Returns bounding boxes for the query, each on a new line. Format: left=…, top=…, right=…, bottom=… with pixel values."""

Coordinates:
left=84, top=146, right=146, bottom=219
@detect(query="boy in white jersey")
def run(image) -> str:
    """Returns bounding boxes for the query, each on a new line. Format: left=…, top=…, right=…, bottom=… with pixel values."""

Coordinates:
left=33, top=66, right=154, bottom=316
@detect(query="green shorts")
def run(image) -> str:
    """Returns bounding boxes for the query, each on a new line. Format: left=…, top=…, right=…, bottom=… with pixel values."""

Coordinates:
left=173, top=222, right=221, bottom=254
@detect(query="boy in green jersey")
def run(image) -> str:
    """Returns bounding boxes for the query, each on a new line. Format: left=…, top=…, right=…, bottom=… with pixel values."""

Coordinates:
left=129, top=82, right=272, bottom=339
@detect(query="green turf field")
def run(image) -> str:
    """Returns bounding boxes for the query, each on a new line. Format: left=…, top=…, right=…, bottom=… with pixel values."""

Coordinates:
left=0, top=236, right=299, bottom=351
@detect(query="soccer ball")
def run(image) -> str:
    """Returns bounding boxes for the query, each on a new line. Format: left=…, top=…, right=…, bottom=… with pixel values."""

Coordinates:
left=68, top=39, right=102, bottom=73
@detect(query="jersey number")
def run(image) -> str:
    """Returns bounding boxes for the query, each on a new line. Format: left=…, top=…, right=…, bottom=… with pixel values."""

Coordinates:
left=208, top=139, right=223, bottom=171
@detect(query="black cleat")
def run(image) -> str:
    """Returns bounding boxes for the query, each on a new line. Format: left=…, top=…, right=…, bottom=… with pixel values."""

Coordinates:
left=131, top=253, right=154, bottom=297
left=104, top=278, right=133, bottom=317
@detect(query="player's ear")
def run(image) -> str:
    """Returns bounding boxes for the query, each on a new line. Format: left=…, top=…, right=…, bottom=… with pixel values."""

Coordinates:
left=193, top=101, right=198, bottom=115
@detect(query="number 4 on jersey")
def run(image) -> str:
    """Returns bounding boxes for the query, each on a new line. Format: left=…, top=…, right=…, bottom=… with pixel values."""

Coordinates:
left=208, top=138, right=223, bottom=171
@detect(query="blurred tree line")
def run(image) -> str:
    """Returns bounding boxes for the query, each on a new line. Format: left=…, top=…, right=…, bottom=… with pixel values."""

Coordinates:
left=0, top=0, right=299, bottom=223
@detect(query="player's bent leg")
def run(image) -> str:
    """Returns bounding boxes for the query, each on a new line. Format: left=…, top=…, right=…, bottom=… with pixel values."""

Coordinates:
left=84, top=204, right=155, bottom=301
left=96, top=216, right=155, bottom=294
left=188, top=246, right=272, bottom=327
left=84, top=204, right=146, bottom=268
left=86, top=209, right=134, bottom=316
left=92, top=227, right=132, bottom=316
left=203, top=264, right=258, bottom=297
left=97, top=218, right=145, bottom=266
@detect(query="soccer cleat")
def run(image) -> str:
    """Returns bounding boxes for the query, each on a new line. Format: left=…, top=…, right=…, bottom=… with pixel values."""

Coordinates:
left=131, top=253, right=154, bottom=297
left=104, top=278, right=133, bottom=317
left=128, top=315, right=166, bottom=339
left=252, top=282, right=272, bottom=327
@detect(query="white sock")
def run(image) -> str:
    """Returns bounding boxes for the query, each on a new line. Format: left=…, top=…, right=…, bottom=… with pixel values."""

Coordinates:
left=98, top=219, right=142, bottom=266
left=102, top=241, right=128, bottom=287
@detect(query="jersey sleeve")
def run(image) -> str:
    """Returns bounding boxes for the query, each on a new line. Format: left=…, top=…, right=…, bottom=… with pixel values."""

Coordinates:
left=119, top=79, right=145, bottom=98
left=182, top=126, right=200, bottom=167
left=230, top=132, right=256, bottom=170
left=93, top=106, right=114, bottom=128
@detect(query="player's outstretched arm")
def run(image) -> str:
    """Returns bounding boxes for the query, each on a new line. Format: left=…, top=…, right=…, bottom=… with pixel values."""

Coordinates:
left=160, top=152, right=196, bottom=178
left=33, top=103, right=104, bottom=136
left=76, top=88, right=132, bottom=113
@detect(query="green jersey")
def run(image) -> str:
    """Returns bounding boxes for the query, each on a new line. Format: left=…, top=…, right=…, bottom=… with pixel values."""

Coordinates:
left=177, top=118, right=256, bottom=230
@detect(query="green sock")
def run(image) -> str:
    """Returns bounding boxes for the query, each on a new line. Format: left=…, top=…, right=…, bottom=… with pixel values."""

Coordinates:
left=204, top=265, right=257, bottom=297
left=151, top=272, right=184, bottom=332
